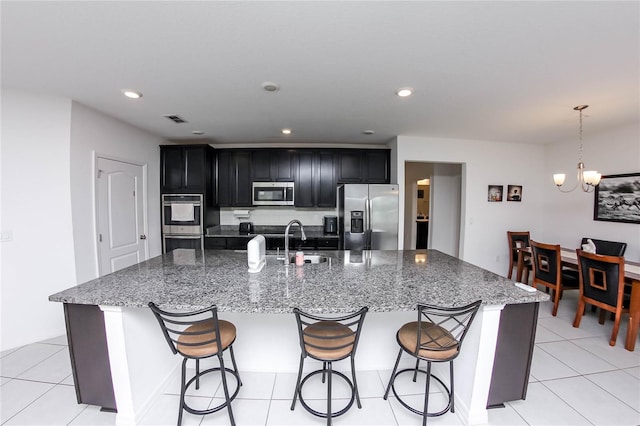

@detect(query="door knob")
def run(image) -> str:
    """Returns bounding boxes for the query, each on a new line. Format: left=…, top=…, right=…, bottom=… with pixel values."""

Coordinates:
left=140, top=235, right=147, bottom=240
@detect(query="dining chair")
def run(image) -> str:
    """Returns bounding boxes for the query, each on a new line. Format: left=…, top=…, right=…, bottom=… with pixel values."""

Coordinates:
left=572, top=250, right=627, bottom=346
left=507, top=231, right=531, bottom=282
left=530, top=240, right=562, bottom=316
left=562, top=238, right=627, bottom=297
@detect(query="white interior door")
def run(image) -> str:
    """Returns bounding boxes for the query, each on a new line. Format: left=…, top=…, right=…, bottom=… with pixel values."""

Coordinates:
left=97, top=157, right=147, bottom=276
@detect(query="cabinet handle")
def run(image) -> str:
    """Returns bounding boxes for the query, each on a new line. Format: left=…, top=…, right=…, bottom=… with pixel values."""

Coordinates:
left=140, top=235, right=147, bottom=240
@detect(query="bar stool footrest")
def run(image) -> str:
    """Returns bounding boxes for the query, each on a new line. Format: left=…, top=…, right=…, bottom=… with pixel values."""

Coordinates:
left=183, top=366, right=241, bottom=416
left=297, top=368, right=356, bottom=419
left=388, top=368, right=452, bottom=417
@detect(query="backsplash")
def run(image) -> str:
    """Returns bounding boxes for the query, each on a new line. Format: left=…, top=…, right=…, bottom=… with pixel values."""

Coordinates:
left=220, top=207, right=337, bottom=227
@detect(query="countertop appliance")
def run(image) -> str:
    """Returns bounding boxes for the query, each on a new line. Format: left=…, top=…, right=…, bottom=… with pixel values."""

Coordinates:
left=239, top=221, right=254, bottom=235
left=323, top=216, right=338, bottom=234
left=252, top=182, right=294, bottom=206
left=337, top=184, right=399, bottom=250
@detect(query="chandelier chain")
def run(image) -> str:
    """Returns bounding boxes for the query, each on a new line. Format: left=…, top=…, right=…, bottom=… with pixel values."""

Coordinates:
left=578, top=107, right=583, bottom=163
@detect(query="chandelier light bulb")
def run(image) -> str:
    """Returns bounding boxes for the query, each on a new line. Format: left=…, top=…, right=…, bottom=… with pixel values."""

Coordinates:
left=553, top=174, right=566, bottom=186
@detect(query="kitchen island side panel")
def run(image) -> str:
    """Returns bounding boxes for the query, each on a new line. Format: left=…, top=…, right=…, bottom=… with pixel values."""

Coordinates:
left=64, top=303, right=116, bottom=411
left=487, top=302, right=539, bottom=407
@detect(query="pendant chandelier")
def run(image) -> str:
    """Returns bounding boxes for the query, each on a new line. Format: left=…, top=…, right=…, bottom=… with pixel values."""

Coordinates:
left=553, top=105, right=601, bottom=193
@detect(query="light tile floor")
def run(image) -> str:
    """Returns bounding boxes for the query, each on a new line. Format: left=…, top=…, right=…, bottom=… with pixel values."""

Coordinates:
left=2, top=292, right=639, bottom=425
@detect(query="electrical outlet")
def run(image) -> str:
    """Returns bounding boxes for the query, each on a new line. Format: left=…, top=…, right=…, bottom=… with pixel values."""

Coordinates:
left=0, top=230, right=13, bottom=242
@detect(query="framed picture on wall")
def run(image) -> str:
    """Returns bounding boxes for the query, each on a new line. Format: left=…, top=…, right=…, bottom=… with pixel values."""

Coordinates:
left=488, top=185, right=503, bottom=202
left=507, top=185, right=523, bottom=202
left=593, top=172, right=640, bottom=224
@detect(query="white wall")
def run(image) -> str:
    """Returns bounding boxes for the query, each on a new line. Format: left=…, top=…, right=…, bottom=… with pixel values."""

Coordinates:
left=430, top=163, right=462, bottom=257
left=395, top=136, right=546, bottom=274
left=219, top=207, right=336, bottom=227
left=542, top=122, right=640, bottom=261
left=1, top=89, right=77, bottom=350
left=69, top=102, right=164, bottom=284
left=0, top=89, right=166, bottom=351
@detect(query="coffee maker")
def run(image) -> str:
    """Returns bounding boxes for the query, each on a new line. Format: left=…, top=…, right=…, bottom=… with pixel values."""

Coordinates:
left=323, top=216, right=338, bottom=234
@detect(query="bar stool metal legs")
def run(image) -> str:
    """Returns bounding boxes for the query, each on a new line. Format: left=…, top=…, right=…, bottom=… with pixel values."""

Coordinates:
left=149, top=302, right=242, bottom=426
left=290, top=307, right=368, bottom=426
left=383, top=301, right=481, bottom=426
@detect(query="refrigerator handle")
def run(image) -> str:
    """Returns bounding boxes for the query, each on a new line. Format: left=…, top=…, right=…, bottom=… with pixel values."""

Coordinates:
left=365, top=197, right=371, bottom=250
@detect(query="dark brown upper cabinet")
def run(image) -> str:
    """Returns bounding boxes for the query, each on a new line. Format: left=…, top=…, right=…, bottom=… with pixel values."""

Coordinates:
left=336, top=149, right=390, bottom=184
left=216, top=150, right=252, bottom=207
left=214, top=148, right=389, bottom=207
left=251, top=150, right=295, bottom=182
left=160, top=145, right=214, bottom=198
left=294, top=151, right=337, bottom=208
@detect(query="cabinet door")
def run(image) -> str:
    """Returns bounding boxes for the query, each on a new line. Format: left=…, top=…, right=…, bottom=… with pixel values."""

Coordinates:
left=316, top=238, right=339, bottom=250
left=184, top=146, right=206, bottom=191
left=161, top=146, right=185, bottom=191
left=272, top=151, right=295, bottom=181
left=337, top=150, right=363, bottom=183
left=204, top=237, right=227, bottom=249
left=295, top=152, right=314, bottom=207
left=233, top=151, right=252, bottom=207
left=216, top=151, right=232, bottom=206
left=364, top=150, right=390, bottom=183
left=226, top=236, right=251, bottom=250
left=315, top=152, right=336, bottom=207
left=251, top=151, right=272, bottom=182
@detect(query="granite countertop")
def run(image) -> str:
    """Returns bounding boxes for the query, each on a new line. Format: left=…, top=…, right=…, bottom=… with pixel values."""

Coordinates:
left=206, top=225, right=339, bottom=239
left=49, top=249, right=549, bottom=314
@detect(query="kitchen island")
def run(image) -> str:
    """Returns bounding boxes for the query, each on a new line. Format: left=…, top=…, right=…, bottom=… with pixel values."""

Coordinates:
left=50, top=249, right=548, bottom=425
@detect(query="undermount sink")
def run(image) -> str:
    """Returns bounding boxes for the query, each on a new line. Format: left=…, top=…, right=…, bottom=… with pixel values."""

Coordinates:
left=289, top=254, right=329, bottom=264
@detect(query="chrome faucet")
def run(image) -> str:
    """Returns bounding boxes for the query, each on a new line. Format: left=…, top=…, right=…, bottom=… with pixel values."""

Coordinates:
left=283, top=220, right=307, bottom=265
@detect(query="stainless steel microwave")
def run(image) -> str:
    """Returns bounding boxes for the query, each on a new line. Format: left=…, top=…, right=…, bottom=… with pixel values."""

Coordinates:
left=252, top=182, right=294, bottom=206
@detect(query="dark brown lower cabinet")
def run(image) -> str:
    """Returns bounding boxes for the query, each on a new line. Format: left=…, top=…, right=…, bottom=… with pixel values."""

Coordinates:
left=64, top=303, right=116, bottom=412
left=487, top=302, right=538, bottom=408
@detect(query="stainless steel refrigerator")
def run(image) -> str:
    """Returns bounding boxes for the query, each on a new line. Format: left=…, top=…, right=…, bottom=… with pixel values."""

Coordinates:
left=337, top=184, right=399, bottom=250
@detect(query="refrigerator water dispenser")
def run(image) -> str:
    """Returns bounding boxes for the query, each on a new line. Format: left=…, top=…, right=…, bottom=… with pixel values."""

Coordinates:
left=350, top=211, right=364, bottom=233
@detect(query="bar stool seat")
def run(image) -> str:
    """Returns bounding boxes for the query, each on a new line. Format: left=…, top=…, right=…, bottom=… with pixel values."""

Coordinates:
left=384, top=301, right=481, bottom=426
left=291, top=307, right=368, bottom=426
left=149, top=302, right=242, bottom=426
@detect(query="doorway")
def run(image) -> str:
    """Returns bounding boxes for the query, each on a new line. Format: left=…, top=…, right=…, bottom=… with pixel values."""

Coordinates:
left=403, top=162, right=462, bottom=257
left=96, top=156, right=148, bottom=276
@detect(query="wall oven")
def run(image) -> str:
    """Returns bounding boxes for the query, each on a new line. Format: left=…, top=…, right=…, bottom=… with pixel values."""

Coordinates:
left=252, top=182, right=294, bottom=206
left=161, top=194, right=204, bottom=253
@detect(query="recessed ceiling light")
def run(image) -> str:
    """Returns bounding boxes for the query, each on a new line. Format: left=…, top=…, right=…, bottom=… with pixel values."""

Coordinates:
left=396, top=88, right=413, bottom=97
left=262, top=82, right=280, bottom=92
left=122, top=90, right=143, bottom=99
left=363, top=130, right=375, bottom=135
left=281, top=129, right=292, bottom=135
left=192, top=131, right=204, bottom=135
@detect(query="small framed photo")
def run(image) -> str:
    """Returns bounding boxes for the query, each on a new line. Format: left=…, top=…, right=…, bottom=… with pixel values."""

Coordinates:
left=488, top=185, right=503, bottom=202
left=507, top=185, right=523, bottom=202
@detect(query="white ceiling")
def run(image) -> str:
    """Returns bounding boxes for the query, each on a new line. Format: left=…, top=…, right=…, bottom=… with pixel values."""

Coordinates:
left=2, top=1, right=638, bottom=146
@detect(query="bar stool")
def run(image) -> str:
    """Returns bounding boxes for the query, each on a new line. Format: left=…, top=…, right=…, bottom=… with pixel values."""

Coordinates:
left=148, top=302, right=242, bottom=426
left=291, top=307, right=368, bottom=425
left=383, top=300, right=481, bottom=426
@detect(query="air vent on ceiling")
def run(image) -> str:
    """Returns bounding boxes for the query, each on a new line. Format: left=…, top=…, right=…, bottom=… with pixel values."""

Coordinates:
left=163, top=114, right=188, bottom=124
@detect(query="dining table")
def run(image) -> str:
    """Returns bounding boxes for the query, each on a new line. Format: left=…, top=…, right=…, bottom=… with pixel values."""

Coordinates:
left=516, top=246, right=640, bottom=351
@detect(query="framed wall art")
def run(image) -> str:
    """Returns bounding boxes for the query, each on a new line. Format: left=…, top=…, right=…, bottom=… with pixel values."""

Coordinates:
left=593, top=172, right=640, bottom=224
left=488, top=185, right=503, bottom=202
left=507, top=185, right=523, bottom=202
